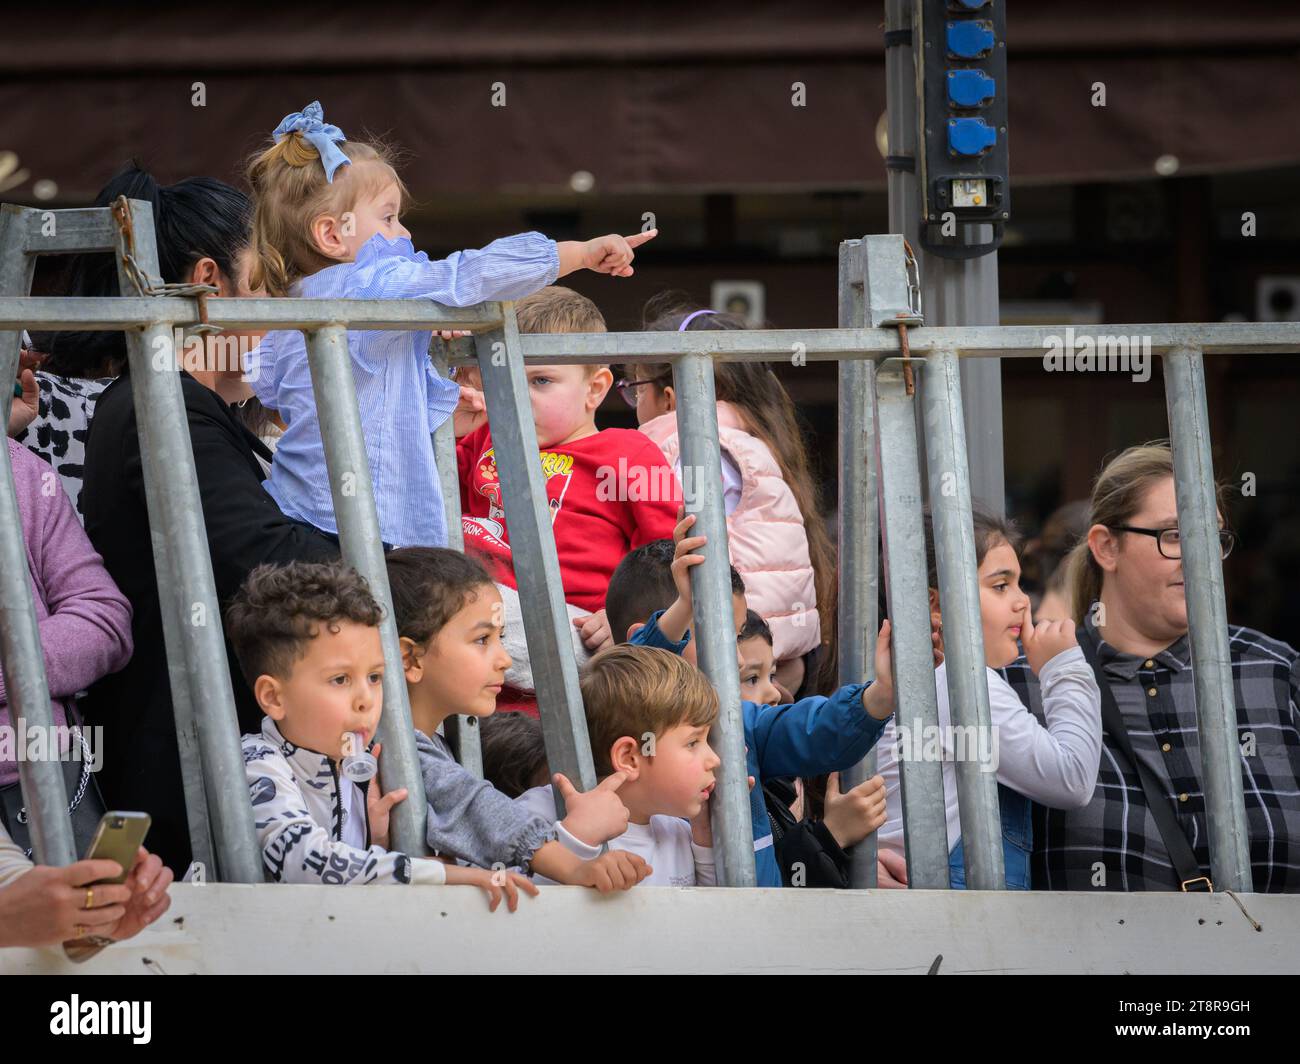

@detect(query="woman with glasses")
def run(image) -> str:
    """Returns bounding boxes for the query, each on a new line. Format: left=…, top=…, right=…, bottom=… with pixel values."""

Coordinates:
left=1001, top=442, right=1300, bottom=892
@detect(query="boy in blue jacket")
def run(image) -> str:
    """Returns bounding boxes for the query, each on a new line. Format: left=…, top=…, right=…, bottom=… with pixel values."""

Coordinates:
left=605, top=515, right=943, bottom=887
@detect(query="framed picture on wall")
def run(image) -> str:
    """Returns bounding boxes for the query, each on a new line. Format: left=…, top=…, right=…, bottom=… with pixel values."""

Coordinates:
left=711, top=280, right=765, bottom=327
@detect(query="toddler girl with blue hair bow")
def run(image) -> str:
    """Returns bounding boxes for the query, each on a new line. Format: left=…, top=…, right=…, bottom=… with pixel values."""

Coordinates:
left=244, top=100, right=655, bottom=547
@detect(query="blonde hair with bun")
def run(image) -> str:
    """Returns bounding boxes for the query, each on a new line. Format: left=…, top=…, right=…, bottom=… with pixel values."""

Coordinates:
left=245, top=130, right=408, bottom=296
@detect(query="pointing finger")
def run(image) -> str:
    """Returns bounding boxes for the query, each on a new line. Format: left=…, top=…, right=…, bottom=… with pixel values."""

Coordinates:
left=625, top=229, right=658, bottom=248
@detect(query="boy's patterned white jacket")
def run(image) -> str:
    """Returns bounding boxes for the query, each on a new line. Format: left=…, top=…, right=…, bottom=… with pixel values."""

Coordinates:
left=242, top=718, right=447, bottom=886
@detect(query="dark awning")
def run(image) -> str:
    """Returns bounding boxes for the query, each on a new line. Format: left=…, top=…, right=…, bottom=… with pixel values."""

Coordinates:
left=2, top=1, right=1299, bottom=203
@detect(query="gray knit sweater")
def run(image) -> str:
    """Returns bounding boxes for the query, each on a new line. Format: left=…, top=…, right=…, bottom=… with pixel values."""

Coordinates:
left=415, top=730, right=558, bottom=872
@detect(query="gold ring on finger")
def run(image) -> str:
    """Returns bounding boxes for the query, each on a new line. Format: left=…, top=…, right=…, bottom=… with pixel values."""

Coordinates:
left=83, top=887, right=94, bottom=910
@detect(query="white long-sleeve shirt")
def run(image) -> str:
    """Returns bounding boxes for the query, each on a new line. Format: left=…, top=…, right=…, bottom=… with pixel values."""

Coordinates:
left=877, top=646, right=1102, bottom=857
left=514, top=785, right=717, bottom=887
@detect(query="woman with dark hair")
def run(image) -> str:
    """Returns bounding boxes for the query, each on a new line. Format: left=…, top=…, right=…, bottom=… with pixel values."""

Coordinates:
left=74, top=164, right=337, bottom=875
left=12, top=163, right=261, bottom=519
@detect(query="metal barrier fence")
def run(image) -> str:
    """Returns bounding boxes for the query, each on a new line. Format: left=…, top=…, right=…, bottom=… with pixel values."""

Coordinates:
left=0, top=202, right=1279, bottom=893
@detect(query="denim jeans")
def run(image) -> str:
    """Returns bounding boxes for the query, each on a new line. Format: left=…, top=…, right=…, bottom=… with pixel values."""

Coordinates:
left=947, top=783, right=1032, bottom=890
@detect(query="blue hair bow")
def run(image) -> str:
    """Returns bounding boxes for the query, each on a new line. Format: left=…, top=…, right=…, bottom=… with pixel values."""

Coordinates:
left=272, top=101, right=351, bottom=183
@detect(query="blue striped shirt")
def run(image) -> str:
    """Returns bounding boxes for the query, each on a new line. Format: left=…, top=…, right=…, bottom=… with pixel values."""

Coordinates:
left=248, top=232, right=559, bottom=546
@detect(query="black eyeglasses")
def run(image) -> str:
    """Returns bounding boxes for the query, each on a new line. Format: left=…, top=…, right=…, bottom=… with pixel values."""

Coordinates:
left=1109, top=525, right=1235, bottom=561
left=614, top=372, right=672, bottom=408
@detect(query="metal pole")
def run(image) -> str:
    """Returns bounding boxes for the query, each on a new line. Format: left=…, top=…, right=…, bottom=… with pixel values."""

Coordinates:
left=125, top=319, right=261, bottom=882
left=0, top=206, right=34, bottom=409
left=473, top=309, right=596, bottom=812
left=836, top=240, right=879, bottom=888
left=885, top=0, right=1005, bottom=517
left=0, top=206, right=76, bottom=866
left=1163, top=347, right=1253, bottom=891
left=674, top=352, right=757, bottom=887
left=431, top=345, right=483, bottom=778
left=921, top=347, right=1006, bottom=889
left=305, top=325, right=427, bottom=857
left=127, top=373, right=216, bottom=876
left=0, top=464, right=75, bottom=867
left=109, top=204, right=217, bottom=875
left=875, top=359, right=951, bottom=888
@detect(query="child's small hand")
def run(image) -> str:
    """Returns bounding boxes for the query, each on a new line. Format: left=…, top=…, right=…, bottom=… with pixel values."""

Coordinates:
left=365, top=743, right=408, bottom=851
left=670, top=512, right=707, bottom=607
left=876, top=848, right=909, bottom=889
left=579, top=229, right=658, bottom=277
left=1020, top=601, right=1078, bottom=676
left=861, top=617, right=944, bottom=720
left=8, top=347, right=41, bottom=439
left=445, top=864, right=539, bottom=912
left=452, top=384, right=487, bottom=438
left=572, top=609, right=614, bottom=652
left=690, top=796, right=713, bottom=848
left=555, top=771, right=631, bottom=847
left=821, top=771, right=888, bottom=849
left=574, top=850, right=651, bottom=892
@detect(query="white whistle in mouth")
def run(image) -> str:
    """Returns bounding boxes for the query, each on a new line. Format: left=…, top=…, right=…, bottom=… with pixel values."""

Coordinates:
left=341, top=731, right=377, bottom=782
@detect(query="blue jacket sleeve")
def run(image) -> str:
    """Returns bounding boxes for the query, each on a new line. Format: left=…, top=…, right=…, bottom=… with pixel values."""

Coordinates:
left=628, top=609, right=690, bottom=653
left=745, top=684, right=889, bottom=780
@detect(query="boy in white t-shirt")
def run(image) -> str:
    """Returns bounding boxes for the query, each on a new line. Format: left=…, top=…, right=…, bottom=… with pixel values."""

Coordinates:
left=515, top=644, right=721, bottom=887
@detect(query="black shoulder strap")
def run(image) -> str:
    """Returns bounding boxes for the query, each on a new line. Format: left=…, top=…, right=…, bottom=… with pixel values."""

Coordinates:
left=1077, top=634, right=1212, bottom=891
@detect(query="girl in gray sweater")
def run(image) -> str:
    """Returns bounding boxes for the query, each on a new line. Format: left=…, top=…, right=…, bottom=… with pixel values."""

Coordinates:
left=386, top=547, right=650, bottom=892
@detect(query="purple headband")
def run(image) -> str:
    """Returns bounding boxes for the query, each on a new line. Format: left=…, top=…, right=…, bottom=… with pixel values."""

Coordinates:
left=678, top=309, right=717, bottom=331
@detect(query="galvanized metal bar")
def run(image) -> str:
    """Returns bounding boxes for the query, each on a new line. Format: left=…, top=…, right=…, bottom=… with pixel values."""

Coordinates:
left=0, top=297, right=504, bottom=331
left=18, top=205, right=122, bottom=254
left=126, top=320, right=261, bottom=882
left=148, top=513, right=217, bottom=876
left=875, top=359, right=951, bottom=889
left=108, top=204, right=217, bottom=876
left=430, top=344, right=483, bottom=779
left=304, top=325, right=427, bottom=857
left=0, top=207, right=36, bottom=397
left=472, top=310, right=596, bottom=812
left=0, top=207, right=75, bottom=867
left=674, top=352, right=757, bottom=888
left=506, top=324, right=1300, bottom=362
left=836, top=239, right=879, bottom=888
left=1163, top=346, right=1254, bottom=891
left=0, top=460, right=77, bottom=867
left=921, top=348, right=1006, bottom=890
left=5, top=302, right=1300, bottom=360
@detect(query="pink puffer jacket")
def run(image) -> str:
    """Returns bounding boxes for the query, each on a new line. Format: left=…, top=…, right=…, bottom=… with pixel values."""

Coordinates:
left=640, top=403, right=820, bottom=661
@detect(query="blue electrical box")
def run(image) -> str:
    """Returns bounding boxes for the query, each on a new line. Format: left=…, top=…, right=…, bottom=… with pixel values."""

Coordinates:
left=947, top=69, right=996, bottom=109
left=948, top=117, right=997, bottom=156
left=946, top=20, right=994, bottom=59
left=915, top=0, right=1010, bottom=259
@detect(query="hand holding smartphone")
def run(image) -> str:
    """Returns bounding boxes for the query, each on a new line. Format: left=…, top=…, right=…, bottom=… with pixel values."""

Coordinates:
left=62, top=811, right=151, bottom=963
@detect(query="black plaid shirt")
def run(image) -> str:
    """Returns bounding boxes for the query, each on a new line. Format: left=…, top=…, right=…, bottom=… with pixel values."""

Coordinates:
left=1001, top=615, right=1300, bottom=892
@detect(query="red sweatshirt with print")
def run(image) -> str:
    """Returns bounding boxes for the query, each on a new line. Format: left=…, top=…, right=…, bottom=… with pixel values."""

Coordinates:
left=457, top=425, right=681, bottom=614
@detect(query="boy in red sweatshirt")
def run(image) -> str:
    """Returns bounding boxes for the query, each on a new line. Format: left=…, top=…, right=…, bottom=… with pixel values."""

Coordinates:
left=458, top=288, right=679, bottom=607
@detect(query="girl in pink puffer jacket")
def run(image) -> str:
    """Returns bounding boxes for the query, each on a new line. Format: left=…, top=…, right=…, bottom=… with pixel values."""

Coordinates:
left=619, top=295, right=837, bottom=697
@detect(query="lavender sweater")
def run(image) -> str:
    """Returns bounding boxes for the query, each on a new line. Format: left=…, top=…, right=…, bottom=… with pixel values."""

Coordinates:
left=0, top=440, right=133, bottom=787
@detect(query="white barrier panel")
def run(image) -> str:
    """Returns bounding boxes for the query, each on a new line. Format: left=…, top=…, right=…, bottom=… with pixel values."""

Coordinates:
left=2, top=884, right=1295, bottom=975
